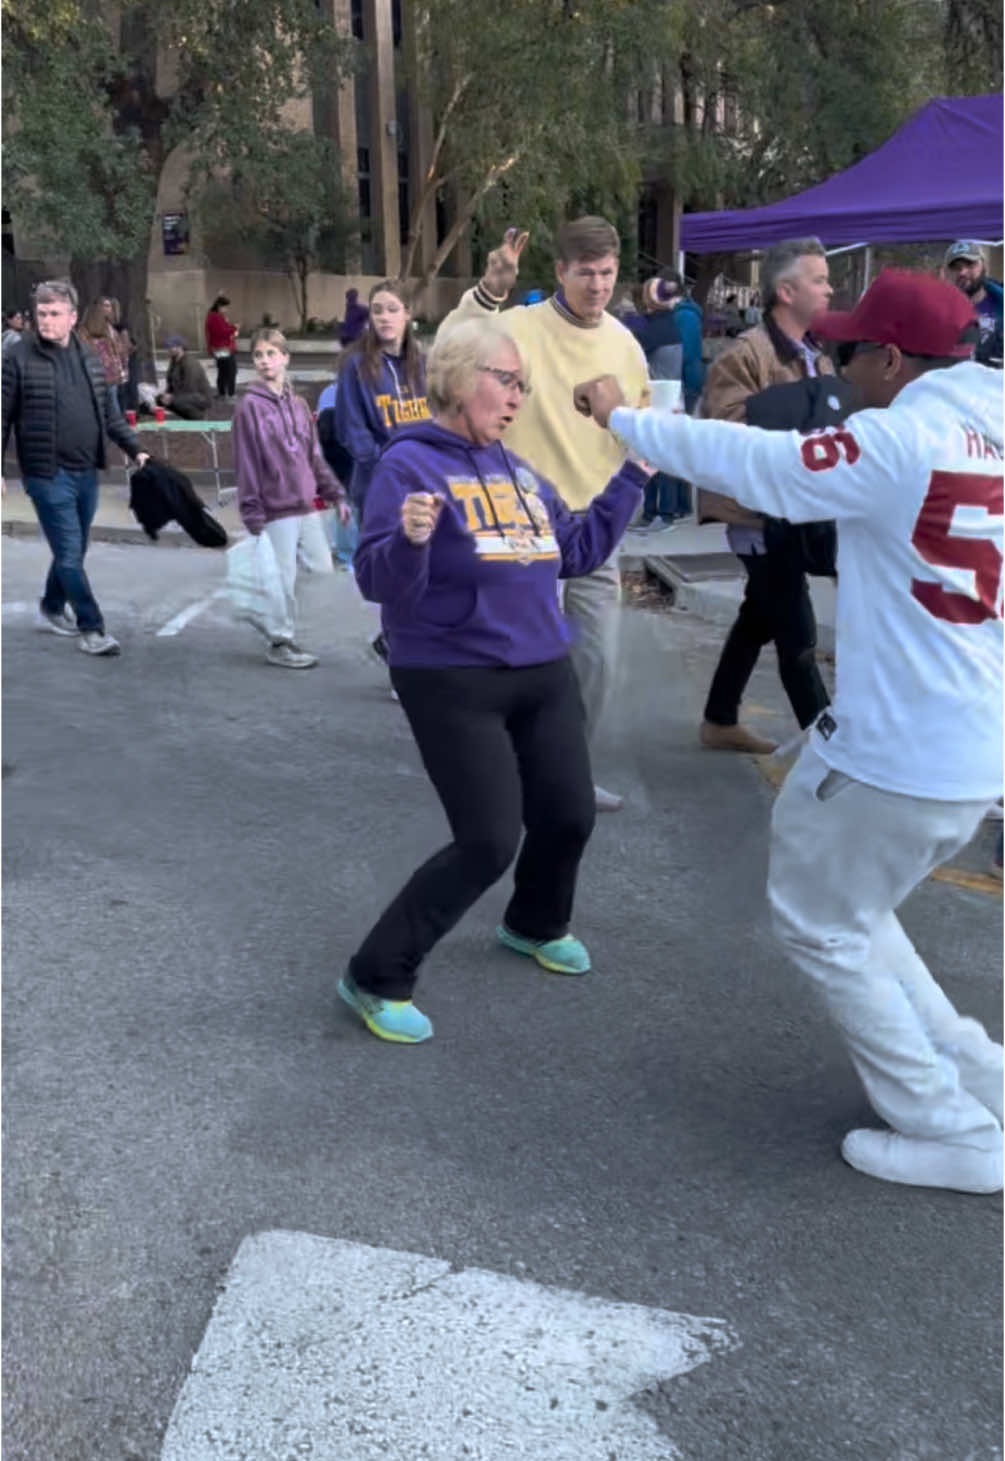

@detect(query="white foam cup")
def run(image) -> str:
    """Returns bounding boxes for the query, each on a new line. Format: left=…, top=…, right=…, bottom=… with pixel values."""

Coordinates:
left=649, top=379, right=683, bottom=413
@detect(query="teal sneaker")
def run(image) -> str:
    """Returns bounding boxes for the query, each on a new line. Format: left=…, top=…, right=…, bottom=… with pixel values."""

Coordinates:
left=337, top=975, right=433, bottom=1044
left=496, top=925, right=591, bottom=975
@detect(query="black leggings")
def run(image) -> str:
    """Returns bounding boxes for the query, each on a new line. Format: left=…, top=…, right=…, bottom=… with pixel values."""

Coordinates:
left=349, top=658, right=596, bottom=1000
left=704, top=548, right=829, bottom=730
left=215, top=354, right=237, bottom=397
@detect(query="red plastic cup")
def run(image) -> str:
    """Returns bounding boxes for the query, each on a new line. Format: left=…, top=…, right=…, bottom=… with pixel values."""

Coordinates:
left=154, top=406, right=166, bottom=423
left=125, top=409, right=137, bottom=426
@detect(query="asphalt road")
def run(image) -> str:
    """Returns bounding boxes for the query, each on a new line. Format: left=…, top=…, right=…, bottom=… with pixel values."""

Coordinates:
left=3, top=536, right=1002, bottom=1461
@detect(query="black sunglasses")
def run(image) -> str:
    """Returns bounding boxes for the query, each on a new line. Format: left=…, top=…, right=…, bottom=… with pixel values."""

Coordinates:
left=836, top=340, right=886, bottom=369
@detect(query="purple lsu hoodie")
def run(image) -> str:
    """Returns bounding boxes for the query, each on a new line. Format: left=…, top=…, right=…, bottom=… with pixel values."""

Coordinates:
left=232, top=381, right=346, bottom=535
left=353, top=420, right=646, bottom=668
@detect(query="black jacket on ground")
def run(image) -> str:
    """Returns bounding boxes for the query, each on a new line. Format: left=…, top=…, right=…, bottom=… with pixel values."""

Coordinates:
left=744, top=375, right=862, bottom=578
left=2, top=332, right=140, bottom=478
left=129, top=459, right=229, bottom=548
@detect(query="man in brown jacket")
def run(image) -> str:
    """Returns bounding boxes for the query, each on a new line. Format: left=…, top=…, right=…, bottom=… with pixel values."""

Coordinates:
left=699, top=238, right=835, bottom=753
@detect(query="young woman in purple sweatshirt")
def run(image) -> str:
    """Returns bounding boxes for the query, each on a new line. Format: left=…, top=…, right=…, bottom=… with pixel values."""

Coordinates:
left=337, top=318, right=647, bottom=1044
left=231, top=328, right=350, bottom=668
left=333, top=280, right=430, bottom=514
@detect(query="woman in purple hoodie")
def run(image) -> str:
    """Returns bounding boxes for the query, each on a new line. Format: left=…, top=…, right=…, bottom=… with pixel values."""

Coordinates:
left=337, top=318, right=648, bottom=1044
left=232, top=328, right=350, bottom=668
left=334, top=280, right=430, bottom=515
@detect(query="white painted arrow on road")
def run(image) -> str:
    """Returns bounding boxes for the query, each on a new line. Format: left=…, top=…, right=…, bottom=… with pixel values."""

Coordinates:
left=162, top=1231, right=739, bottom=1461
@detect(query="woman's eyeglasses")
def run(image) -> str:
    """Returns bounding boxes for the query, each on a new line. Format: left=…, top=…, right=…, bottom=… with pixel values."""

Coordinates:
left=478, top=366, right=532, bottom=396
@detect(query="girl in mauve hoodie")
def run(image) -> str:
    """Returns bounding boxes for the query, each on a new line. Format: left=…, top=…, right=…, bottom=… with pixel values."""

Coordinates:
left=232, top=328, right=350, bottom=669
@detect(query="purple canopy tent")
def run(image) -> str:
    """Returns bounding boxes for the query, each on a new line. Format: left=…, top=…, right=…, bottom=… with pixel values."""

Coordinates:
left=680, top=94, right=1003, bottom=254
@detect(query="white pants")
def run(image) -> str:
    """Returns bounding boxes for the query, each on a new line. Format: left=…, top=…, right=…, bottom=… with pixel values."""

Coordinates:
left=768, top=744, right=1002, bottom=1149
left=262, top=513, right=333, bottom=644
left=562, top=552, right=620, bottom=740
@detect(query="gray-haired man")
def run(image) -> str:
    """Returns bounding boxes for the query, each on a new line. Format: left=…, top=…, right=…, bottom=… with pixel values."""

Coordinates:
left=2, top=279, right=148, bottom=655
left=697, top=238, right=835, bottom=753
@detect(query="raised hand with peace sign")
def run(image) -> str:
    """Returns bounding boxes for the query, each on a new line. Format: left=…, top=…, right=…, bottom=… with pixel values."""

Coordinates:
left=480, top=228, right=530, bottom=302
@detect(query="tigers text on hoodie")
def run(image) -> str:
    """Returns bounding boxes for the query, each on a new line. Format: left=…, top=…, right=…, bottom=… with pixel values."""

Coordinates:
left=354, top=421, right=646, bottom=669
left=334, top=350, right=430, bottom=505
left=232, top=381, right=346, bottom=535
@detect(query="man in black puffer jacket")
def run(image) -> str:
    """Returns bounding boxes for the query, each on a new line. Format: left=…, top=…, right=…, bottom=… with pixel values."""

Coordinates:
left=2, top=279, right=148, bottom=655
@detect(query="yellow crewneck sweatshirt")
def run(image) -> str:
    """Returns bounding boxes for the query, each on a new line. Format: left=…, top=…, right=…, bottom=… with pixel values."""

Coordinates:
left=439, top=291, right=650, bottom=511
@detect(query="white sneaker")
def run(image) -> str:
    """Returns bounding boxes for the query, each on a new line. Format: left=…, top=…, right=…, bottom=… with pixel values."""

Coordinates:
left=78, top=630, right=120, bottom=656
left=36, top=607, right=78, bottom=637
left=266, top=642, right=317, bottom=669
left=841, top=1128, right=1003, bottom=1194
left=594, top=784, right=624, bottom=813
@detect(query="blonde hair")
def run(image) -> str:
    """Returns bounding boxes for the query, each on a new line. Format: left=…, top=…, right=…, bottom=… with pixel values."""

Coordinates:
left=250, top=326, right=289, bottom=353
left=427, top=318, right=527, bottom=413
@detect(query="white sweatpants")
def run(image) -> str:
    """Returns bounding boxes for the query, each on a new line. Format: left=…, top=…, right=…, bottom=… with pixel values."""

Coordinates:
left=262, top=513, right=333, bottom=645
left=562, top=552, right=621, bottom=741
left=768, top=743, right=1002, bottom=1148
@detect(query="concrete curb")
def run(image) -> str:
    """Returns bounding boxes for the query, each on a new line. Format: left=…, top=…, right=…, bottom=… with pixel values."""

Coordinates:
left=640, top=555, right=837, bottom=654
left=2, top=518, right=232, bottom=550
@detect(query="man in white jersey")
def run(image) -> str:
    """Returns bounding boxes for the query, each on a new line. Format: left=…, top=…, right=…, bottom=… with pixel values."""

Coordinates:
left=574, top=269, right=1004, bottom=1194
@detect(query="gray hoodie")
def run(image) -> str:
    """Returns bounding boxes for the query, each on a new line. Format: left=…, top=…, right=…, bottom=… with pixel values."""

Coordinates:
left=232, top=380, right=345, bottom=535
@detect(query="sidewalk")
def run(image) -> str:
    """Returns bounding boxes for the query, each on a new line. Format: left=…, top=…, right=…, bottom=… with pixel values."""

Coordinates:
left=1, top=479, right=247, bottom=549
left=622, top=515, right=837, bottom=649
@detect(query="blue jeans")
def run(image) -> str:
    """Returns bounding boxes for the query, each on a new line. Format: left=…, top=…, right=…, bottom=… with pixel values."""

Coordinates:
left=643, top=472, right=692, bottom=521
left=23, top=468, right=103, bottom=632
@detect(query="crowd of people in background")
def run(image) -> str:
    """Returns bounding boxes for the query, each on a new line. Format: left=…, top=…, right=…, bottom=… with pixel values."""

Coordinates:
left=3, top=232, right=1002, bottom=1193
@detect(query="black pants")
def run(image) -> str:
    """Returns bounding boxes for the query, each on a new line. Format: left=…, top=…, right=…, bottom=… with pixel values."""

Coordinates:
left=703, top=549, right=829, bottom=730
left=215, top=354, right=237, bottom=397
left=349, top=658, right=596, bottom=1000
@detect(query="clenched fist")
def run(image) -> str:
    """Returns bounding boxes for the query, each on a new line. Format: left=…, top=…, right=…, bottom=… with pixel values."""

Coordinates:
left=401, top=491, right=444, bottom=545
left=572, top=375, right=625, bottom=429
left=482, top=228, right=530, bottom=300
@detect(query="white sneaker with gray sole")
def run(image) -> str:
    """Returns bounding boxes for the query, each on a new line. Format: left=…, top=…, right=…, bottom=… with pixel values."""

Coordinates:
left=36, top=607, right=79, bottom=637
left=266, top=642, right=317, bottom=669
left=594, top=784, right=624, bottom=813
left=78, top=630, right=120, bottom=656
left=841, top=1128, right=1003, bottom=1194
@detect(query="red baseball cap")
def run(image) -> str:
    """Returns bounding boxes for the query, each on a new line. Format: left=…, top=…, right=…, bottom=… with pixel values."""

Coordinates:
left=812, top=268, right=977, bottom=358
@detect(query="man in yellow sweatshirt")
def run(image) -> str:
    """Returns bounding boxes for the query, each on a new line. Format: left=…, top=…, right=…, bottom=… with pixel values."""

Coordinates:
left=437, top=218, right=650, bottom=812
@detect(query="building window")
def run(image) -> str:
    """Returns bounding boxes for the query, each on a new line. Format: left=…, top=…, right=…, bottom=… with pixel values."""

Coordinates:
left=1, top=208, right=14, bottom=257
left=357, top=147, right=371, bottom=223
left=398, top=151, right=409, bottom=245
left=392, top=0, right=402, bottom=47
left=351, top=0, right=363, bottom=40
left=637, top=189, right=658, bottom=275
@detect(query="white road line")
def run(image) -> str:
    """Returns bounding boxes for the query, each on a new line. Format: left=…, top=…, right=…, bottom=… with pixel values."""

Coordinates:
left=156, top=589, right=228, bottom=637
left=161, top=1232, right=739, bottom=1461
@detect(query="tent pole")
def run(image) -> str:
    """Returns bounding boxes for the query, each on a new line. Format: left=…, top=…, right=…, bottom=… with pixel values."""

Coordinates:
left=863, top=245, right=873, bottom=289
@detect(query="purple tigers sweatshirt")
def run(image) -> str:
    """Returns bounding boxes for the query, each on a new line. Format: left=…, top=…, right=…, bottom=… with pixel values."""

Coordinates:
left=354, top=421, right=646, bottom=668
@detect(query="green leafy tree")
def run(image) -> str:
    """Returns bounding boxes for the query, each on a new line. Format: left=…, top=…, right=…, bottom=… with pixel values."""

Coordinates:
left=399, top=0, right=683, bottom=295
left=3, top=0, right=351, bottom=368
left=197, top=132, right=358, bottom=332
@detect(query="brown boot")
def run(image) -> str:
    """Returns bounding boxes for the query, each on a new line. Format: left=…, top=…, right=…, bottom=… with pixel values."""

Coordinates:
left=700, top=720, right=778, bottom=754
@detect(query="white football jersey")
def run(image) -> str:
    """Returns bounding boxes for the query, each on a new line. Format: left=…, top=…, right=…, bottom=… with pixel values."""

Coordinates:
left=611, top=360, right=1004, bottom=800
